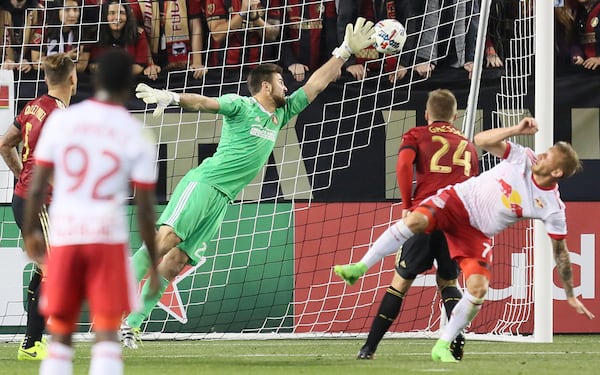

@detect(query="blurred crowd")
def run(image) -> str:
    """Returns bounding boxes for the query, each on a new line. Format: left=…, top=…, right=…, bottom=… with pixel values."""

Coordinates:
left=0, top=0, right=597, bottom=93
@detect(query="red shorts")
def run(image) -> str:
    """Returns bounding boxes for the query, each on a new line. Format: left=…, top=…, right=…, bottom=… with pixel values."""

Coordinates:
left=418, top=188, right=493, bottom=273
left=40, top=243, right=137, bottom=328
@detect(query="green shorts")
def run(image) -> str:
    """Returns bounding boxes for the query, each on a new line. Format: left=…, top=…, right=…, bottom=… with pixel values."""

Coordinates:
left=158, top=181, right=229, bottom=266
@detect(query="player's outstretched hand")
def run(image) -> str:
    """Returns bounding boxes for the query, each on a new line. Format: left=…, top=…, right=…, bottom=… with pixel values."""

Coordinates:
left=345, top=17, right=376, bottom=54
left=332, top=17, right=375, bottom=62
left=567, top=296, right=595, bottom=319
left=136, top=83, right=180, bottom=117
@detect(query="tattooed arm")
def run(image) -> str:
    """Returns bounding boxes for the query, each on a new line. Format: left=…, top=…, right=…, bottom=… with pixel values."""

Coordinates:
left=552, top=238, right=595, bottom=319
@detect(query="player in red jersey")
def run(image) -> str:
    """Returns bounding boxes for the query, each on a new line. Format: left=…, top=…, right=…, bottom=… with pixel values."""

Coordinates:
left=357, top=89, right=478, bottom=360
left=22, top=49, right=160, bottom=375
left=0, top=52, right=77, bottom=361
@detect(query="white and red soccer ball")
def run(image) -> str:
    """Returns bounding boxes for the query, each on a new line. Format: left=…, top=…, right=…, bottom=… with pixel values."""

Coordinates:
left=373, top=18, right=407, bottom=55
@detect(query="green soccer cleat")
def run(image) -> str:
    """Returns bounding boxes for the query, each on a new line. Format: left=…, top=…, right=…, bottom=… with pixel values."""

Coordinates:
left=17, top=339, right=48, bottom=361
left=333, top=262, right=368, bottom=286
left=431, top=339, right=459, bottom=363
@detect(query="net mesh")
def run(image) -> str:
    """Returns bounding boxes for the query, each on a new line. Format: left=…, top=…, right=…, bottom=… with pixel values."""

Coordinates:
left=0, top=0, right=538, bottom=341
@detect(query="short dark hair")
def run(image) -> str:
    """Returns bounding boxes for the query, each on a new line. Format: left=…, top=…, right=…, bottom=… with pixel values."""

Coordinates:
left=93, top=49, right=134, bottom=94
left=247, top=63, right=283, bottom=95
left=43, top=53, right=75, bottom=86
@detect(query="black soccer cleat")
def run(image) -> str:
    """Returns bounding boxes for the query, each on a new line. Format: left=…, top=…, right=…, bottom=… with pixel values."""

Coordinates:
left=357, top=345, right=375, bottom=360
left=449, top=333, right=465, bottom=361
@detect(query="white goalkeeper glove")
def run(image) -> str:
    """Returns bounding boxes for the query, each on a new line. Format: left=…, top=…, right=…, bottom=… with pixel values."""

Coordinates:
left=135, top=83, right=181, bottom=117
left=332, top=17, right=376, bottom=62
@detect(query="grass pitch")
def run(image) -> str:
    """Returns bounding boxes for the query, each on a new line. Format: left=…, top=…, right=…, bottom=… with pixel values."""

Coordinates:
left=2, top=335, right=599, bottom=374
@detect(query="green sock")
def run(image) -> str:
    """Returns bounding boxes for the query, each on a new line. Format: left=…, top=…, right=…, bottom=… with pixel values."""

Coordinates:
left=131, top=245, right=152, bottom=282
left=126, top=275, right=170, bottom=329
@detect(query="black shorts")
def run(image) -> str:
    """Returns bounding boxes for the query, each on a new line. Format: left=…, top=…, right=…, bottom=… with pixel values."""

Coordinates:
left=12, top=194, right=44, bottom=232
left=395, top=230, right=459, bottom=280
left=12, top=194, right=26, bottom=230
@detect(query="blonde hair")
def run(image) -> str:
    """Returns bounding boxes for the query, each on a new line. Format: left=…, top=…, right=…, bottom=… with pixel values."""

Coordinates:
left=426, top=89, right=457, bottom=122
left=554, top=141, right=582, bottom=179
left=43, top=53, right=75, bottom=86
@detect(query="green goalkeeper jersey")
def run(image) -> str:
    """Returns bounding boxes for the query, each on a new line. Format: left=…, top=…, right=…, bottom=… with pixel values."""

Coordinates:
left=188, top=88, right=310, bottom=200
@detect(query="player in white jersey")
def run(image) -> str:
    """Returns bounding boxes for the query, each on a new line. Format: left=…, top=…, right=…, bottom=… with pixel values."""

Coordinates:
left=22, top=49, right=160, bottom=375
left=334, top=117, right=595, bottom=362
left=453, top=141, right=567, bottom=238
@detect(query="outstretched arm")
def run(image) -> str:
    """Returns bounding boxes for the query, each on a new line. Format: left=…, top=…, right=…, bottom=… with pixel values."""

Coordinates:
left=177, top=93, right=220, bottom=113
left=136, top=83, right=220, bottom=116
left=552, top=238, right=595, bottom=319
left=302, top=17, right=375, bottom=102
left=474, top=117, right=538, bottom=158
left=302, top=58, right=345, bottom=103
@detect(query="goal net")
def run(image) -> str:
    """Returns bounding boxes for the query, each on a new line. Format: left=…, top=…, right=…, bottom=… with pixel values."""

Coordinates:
left=0, top=0, right=543, bottom=343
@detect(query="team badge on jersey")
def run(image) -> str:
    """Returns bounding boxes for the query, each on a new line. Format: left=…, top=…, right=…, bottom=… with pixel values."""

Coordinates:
left=272, top=115, right=278, bottom=125
left=534, top=197, right=545, bottom=209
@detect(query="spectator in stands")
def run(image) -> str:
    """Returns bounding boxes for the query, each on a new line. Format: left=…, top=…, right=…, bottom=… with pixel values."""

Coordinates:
left=89, top=0, right=160, bottom=80
left=410, top=0, right=487, bottom=79
left=336, top=0, right=410, bottom=83
left=485, top=0, right=520, bottom=69
left=0, top=0, right=43, bottom=73
left=204, top=0, right=281, bottom=80
left=280, top=0, right=337, bottom=82
left=138, top=0, right=206, bottom=79
left=573, top=0, right=600, bottom=70
left=30, top=0, right=90, bottom=73
left=555, top=0, right=578, bottom=65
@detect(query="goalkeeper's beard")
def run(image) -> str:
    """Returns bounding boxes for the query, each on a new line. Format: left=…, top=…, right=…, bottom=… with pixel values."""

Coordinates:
left=273, top=93, right=286, bottom=108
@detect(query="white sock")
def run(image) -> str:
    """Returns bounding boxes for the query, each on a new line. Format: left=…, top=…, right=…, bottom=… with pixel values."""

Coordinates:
left=360, top=221, right=414, bottom=268
left=89, top=341, right=123, bottom=375
left=440, top=290, right=485, bottom=342
left=40, top=341, right=74, bottom=375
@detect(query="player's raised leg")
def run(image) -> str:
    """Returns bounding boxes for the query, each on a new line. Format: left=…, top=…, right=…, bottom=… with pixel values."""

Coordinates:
left=334, top=214, right=424, bottom=285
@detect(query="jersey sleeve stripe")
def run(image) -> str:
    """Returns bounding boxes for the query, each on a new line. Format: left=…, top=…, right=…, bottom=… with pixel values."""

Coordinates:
left=502, top=142, right=512, bottom=159
left=548, top=233, right=567, bottom=240
left=132, top=181, right=156, bottom=190
left=399, top=144, right=417, bottom=153
left=36, top=159, right=54, bottom=167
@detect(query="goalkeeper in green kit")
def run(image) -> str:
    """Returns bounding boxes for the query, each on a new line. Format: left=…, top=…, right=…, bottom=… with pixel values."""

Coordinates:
left=121, top=18, right=377, bottom=348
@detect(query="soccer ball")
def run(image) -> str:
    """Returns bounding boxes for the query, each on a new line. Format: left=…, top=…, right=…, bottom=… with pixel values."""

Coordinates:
left=373, top=19, right=407, bottom=55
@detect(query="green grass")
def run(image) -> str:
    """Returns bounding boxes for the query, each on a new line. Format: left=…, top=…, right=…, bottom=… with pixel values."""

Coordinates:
left=2, top=335, right=600, bottom=374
